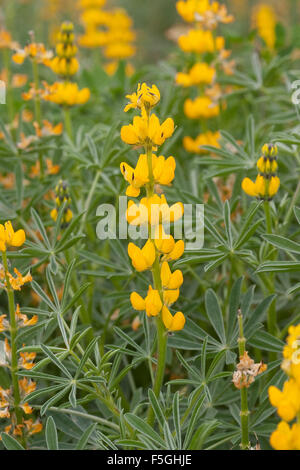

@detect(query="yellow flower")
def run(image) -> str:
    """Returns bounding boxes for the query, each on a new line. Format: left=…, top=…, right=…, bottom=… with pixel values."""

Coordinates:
left=162, top=239, right=185, bottom=262
left=120, top=153, right=175, bottom=197
left=183, top=131, right=220, bottom=154
left=15, top=304, right=38, bottom=328
left=7, top=268, right=32, bottom=291
left=126, top=194, right=183, bottom=227
left=51, top=57, right=79, bottom=77
left=162, top=306, right=185, bottom=331
left=269, top=379, right=300, bottom=422
left=270, top=421, right=300, bottom=450
left=130, top=285, right=163, bottom=317
left=176, top=0, right=234, bottom=28
left=19, top=351, right=36, bottom=370
left=0, top=221, right=25, bottom=252
left=51, top=21, right=80, bottom=79
left=50, top=180, right=73, bottom=228
left=12, top=42, right=53, bottom=66
left=178, top=29, right=215, bottom=53
left=128, top=239, right=156, bottom=272
left=0, top=30, right=18, bottom=50
left=254, top=4, right=276, bottom=50
left=176, top=63, right=216, bottom=87
left=242, top=175, right=280, bottom=200
left=0, top=315, right=8, bottom=333
left=184, top=96, right=220, bottom=119
left=121, top=112, right=175, bottom=147
left=43, top=82, right=90, bottom=107
left=124, top=83, right=160, bottom=112
left=161, top=261, right=183, bottom=290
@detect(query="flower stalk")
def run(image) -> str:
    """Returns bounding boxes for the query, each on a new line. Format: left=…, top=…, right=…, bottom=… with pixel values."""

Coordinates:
left=237, top=311, right=249, bottom=450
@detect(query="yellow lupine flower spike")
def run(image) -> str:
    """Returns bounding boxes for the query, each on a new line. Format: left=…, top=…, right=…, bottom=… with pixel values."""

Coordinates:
left=51, top=22, right=79, bottom=79
left=269, top=322, right=300, bottom=449
left=242, top=143, right=280, bottom=201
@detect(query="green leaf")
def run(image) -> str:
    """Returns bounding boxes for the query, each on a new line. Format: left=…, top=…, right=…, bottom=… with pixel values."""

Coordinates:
left=76, top=423, right=97, bottom=450
left=46, top=416, right=59, bottom=450
left=263, top=234, right=300, bottom=254
left=75, top=337, right=99, bottom=379
left=31, top=208, right=51, bottom=250
left=248, top=330, right=284, bottom=352
left=223, top=200, right=232, bottom=249
left=256, top=261, right=300, bottom=273
left=124, top=413, right=166, bottom=448
left=148, top=389, right=166, bottom=430
left=172, top=391, right=181, bottom=449
left=227, top=277, right=243, bottom=340
left=205, top=289, right=226, bottom=344
left=1, top=433, right=25, bottom=450
left=41, top=344, right=72, bottom=379
left=294, top=206, right=300, bottom=225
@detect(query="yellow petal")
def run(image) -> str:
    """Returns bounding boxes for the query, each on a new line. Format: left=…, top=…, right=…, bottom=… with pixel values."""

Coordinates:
left=130, top=292, right=146, bottom=311
left=11, top=229, right=25, bottom=247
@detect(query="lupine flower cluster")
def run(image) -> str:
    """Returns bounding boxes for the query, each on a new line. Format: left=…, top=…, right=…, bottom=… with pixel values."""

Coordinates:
left=242, top=144, right=280, bottom=200
left=50, top=179, right=73, bottom=228
left=78, top=0, right=136, bottom=76
left=120, top=83, right=186, bottom=332
left=175, top=0, right=234, bottom=154
left=268, top=324, right=300, bottom=450
left=0, top=222, right=42, bottom=442
left=254, top=4, right=277, bottom=50
left=44, top=22, right=90, bottom=108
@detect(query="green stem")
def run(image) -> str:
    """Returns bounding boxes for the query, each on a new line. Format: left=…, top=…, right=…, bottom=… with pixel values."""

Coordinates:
left=263, top=200, right=272, bottom=234
left=263, top=200, right=278, bottom=342
left=63, top=106, right=73, bottom=141
left=32, top=59, right=44, bottom=179
left=238, top=311, right=249, bottom=450
left=3, top=48, right=14, bottom=124
left=282, top=180, right=300, bottom=233
left=144, top=135, right=168, bottom=426
left=80, top=170, right=101, bottom=232
left=2, top=250, right=26, bottom=446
